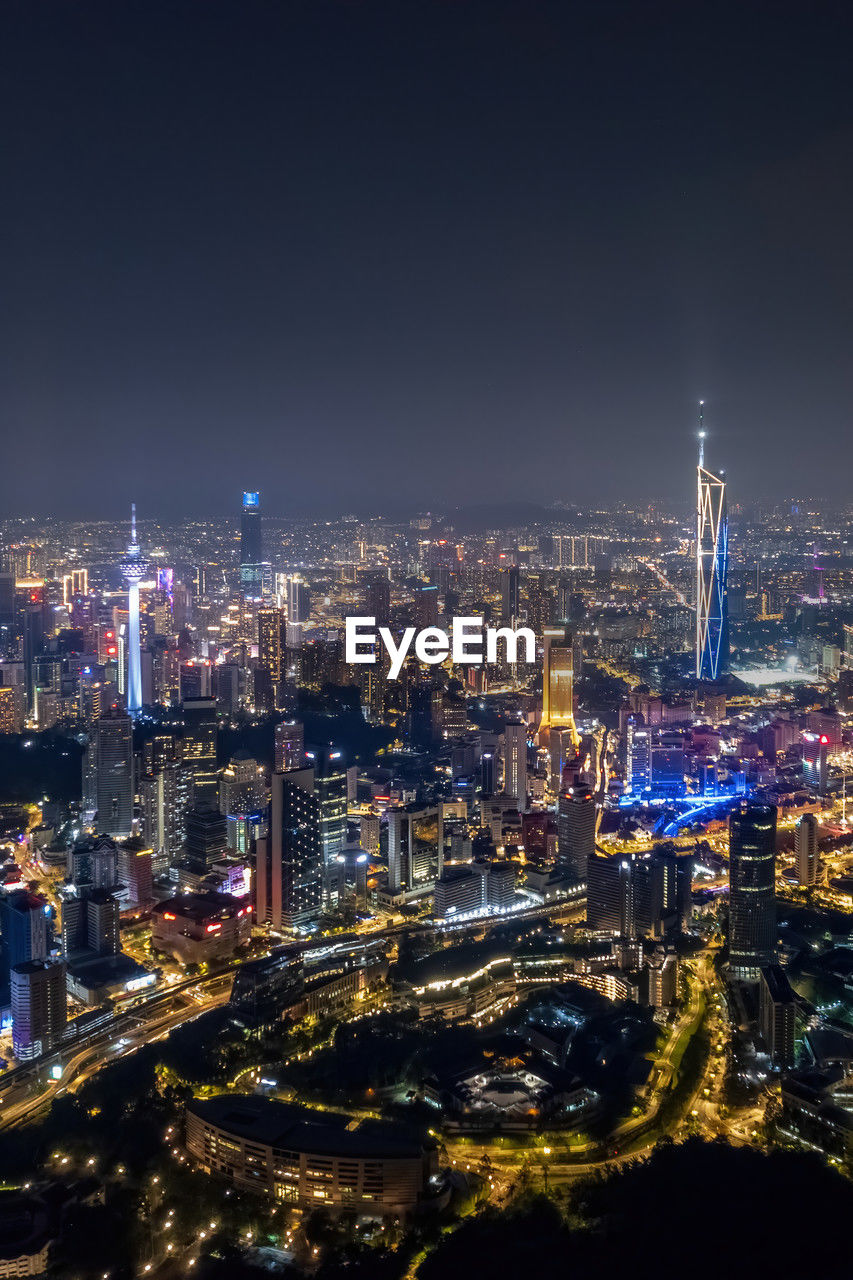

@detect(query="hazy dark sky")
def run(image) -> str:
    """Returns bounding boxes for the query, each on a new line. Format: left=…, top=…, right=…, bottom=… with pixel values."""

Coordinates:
left=2, top=0, right=852, bottom=519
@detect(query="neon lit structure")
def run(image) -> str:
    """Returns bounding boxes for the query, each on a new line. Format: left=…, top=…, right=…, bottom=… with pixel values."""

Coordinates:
left=695, top=404, right=729, bottom=681
left=121, top=503, right=147, bottom=718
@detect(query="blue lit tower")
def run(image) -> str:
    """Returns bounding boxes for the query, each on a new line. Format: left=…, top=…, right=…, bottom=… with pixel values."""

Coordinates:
left=695, top=404, right=729, bottom=681
left=121, top=503, right=147, bottom=718
left=240, top=491, right=263, bottom=599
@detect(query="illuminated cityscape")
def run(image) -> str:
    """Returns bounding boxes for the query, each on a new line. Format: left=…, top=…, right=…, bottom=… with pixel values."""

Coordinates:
left=2, top=473, right=853, bottom=1274
left=3, top=3, right=853, bottom=1278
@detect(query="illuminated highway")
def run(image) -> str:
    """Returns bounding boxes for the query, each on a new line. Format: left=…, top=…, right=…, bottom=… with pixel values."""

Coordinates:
left=0, top=972, right=235, bottom=1129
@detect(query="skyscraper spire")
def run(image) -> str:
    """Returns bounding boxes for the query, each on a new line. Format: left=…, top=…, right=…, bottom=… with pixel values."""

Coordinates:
left=695, top=406, right=729, bottom=683
left=121, top=502, right=146, bottom=718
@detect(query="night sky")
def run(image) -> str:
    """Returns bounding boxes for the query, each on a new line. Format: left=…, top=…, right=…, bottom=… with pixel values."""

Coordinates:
left=3, top=0, right=852, bottom=519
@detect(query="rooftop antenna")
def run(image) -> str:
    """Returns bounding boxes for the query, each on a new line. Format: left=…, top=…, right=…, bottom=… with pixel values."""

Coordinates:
left=130, top=501, right=138, bottom=550
left=698, top=400, right=705, bottom=469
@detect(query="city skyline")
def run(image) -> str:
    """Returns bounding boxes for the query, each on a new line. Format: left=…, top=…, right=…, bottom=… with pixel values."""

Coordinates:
left=2, top=2, right=853, bottom=1275
left=2, top=450, right=853, bottom=1274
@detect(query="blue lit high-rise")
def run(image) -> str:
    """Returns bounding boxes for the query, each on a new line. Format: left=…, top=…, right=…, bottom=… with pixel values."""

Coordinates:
left=240, top=491, right=263, bottom=599
left=695, top=406, right=729, bottom=682
left=121, top=502, right=146, bottom=718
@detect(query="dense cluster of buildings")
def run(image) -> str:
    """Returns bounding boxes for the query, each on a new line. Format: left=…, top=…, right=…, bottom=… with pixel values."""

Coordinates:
left=1, top=446, right=853, bottom=1191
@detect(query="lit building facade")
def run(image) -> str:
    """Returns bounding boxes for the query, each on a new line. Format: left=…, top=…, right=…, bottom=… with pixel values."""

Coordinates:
left=795, top=812, right=818, bottom=887
left=696, top=425, right=729, bottom=681
left=240, top=491, right=263, bottom=600
left=94, top=706, right=134, bottom=837
left=540, top=626, right=577, bottom=739
left=151, top=892, right=251, bottom=964
left=121, top=503, right=146, bottom=718
left=11, top=959, right=66, bottom=1060
left=729, top=801, right=777, bottom=979
left=255, top=767, right=323, bottom=930
left=186, top=1094, right=438, bottom=1212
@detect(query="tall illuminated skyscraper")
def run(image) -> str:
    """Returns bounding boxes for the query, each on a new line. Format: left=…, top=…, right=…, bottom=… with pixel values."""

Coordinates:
left=729, top=800, right=777, bottom=979
left=121, top=503, right=146, bottom=717
left=94, top=706, right=134, bottom=837
left=240, top=491, right=263, bottom=599
left=695, top=406, right=729, bottom=681
left=257, top=606, right=284, bottom=711
left=255, top=766, right=323, bottom=930
left=539, top=625, right=579, bottom=746
left=502, top=722, right=528, bottom=807
left=795, top=812, right=818, bottom=887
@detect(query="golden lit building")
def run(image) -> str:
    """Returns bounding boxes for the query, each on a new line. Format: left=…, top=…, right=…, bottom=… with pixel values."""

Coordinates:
left=540, top=626, right=578, bottom=746
left=257, top=606, right=284, bottom=710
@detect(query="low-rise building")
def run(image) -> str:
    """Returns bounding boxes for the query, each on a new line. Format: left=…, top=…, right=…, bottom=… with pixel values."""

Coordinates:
left=186, top=1095, right=438, bottom=1213
left=398, top=941, right=516, bottom=1023
left=780, top=1069, right=853, bottom=1158
left=0, top=1192, right=52, bottom=1278
left=151, top=891, right=251, bottom=965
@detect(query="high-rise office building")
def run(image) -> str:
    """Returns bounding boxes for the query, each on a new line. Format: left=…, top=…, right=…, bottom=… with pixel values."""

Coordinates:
left=0, top=570, right=14, bottom=636
left=287, top=575, right=311, bottom=626
left=85, top=890, right=121, bottom=956
left=587, top=847, right=690, bottom=939
left=696, top=412, right=729, bottom=681
left=0, top=682, right=23, bottom=734
left=274, top=720, right=304, bottom=772
left=795, top=813, right=818, bottom=887
left=255, top=767, right=323, bottom=930
left=502, top=722, right=528, bottom=808
left=729, top=801, right=777, bottom=979
left=240, top=491, right=263, bottom=600
left=69, top=835, right=119, bottom=891
left=307, top=745, right=348, bottom=885
left=0, top=889, right=51, bottom=1004
left=625, top=716, right=650, bottom=795
left=364, top=574, right=391, bottom=628
left=183, top=804, right=228, bottom=875
left=759, top=963, right=796, bottom=1068
left=11, top=959, right=66, bottom=1060
left=480, top=748, right=496, bottom=795
left=256, top=607, right=284, bottom=712
left=116, top=839, right=154, bottom=908
left=220, top=751, right=267, bottom=854
left=359, top=812, right=380, bottom=856
left=22, top=599, right=45, bottom=716
left=412, top=583, right=438, bottom=631
left=182, top=696, right=219, bottom=804
left=556, top=787, right=595, bottom=879
left=61, top=886, right=120, bottom=960
left=94, top=706, right=134, bottom=837
left=540, top=626, right=578, bottom=762
left=139, top=756, right=192, bottom=870
left=61, top=834, right=122, bottom=963
left=500, top=566, right=520, bottom=622
left=386, top=807, right=404, bottom=895
left=121, top=503, right=146, bottom=718
left=586, top=853, right=633, bottom=935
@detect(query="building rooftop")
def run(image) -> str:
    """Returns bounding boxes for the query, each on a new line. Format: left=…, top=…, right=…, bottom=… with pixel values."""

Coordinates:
left=189, top=1094, right=428, bottom=1160
left=152, top=891, right=244, bottom=923
left=397, top=938, right=512, bottom=988
left=760, top=963, right=796, bottom=1004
